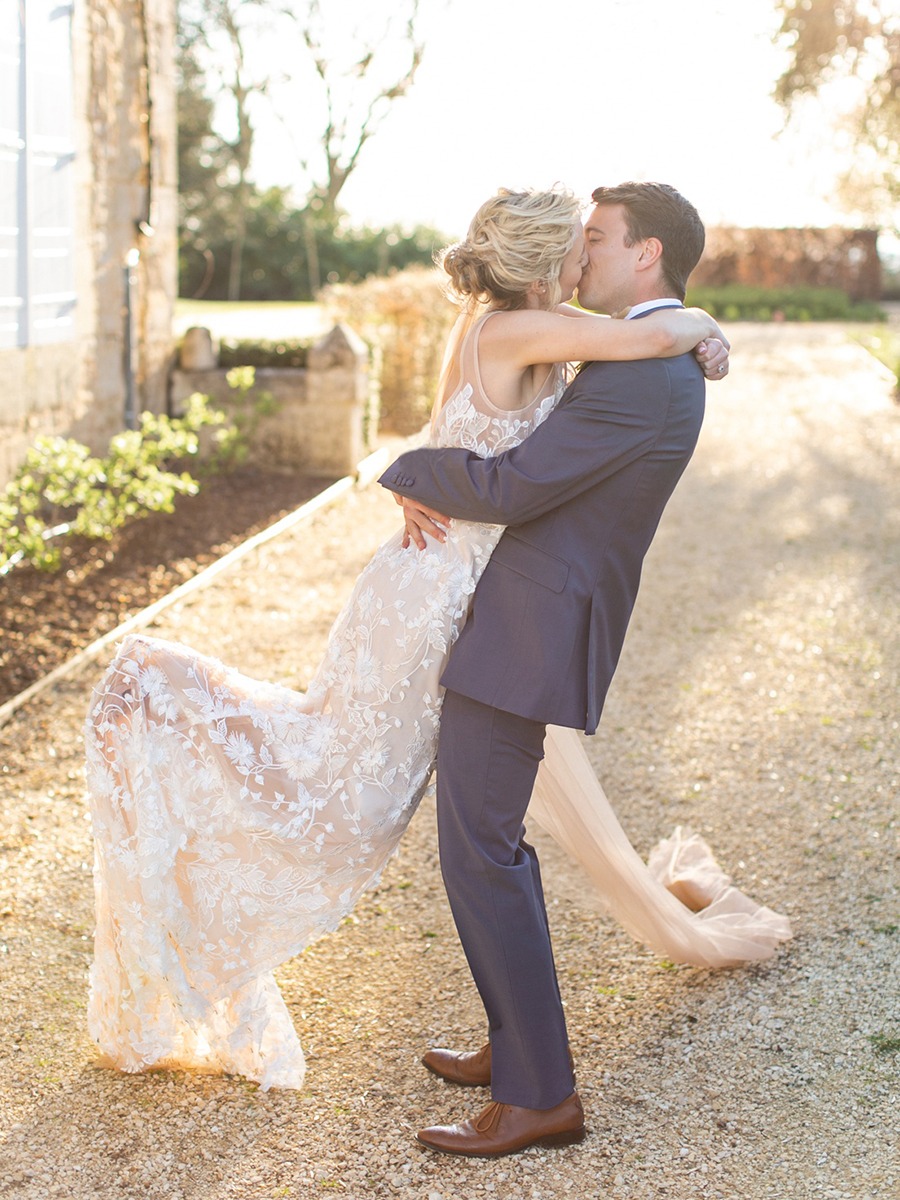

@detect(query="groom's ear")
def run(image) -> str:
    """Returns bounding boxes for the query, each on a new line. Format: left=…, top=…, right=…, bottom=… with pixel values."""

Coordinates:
left=636, top=237, right=663, bottom=272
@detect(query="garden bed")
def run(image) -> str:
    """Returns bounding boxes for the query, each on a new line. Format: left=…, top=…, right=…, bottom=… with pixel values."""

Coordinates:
left=0, top=466, right=335, bottom=706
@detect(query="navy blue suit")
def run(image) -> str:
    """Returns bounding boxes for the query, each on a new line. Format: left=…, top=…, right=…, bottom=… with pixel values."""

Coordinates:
left=380, top=336, right=705, bottom=1108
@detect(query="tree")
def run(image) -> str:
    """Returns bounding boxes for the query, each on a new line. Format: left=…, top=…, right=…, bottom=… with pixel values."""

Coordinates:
left=774, top=1, right=900, bottom=229
left=287, top=0, right=425, bottom=226
left=176, top=30, right=234, bottom=297
left=178, top=0, right=279, bottom=299
left=175, top=0, right=433, bottom=299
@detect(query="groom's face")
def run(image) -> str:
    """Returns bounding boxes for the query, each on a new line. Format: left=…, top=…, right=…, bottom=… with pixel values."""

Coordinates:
left=576, top=204, right=645, bottom=314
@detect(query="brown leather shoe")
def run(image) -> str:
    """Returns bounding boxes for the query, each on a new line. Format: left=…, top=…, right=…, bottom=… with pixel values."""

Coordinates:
left=421, top=1042, right=493, bottom=1086
left=422, top=1042, right=576, bottom=1088
left=416, top=1091, right=585, bottom=1158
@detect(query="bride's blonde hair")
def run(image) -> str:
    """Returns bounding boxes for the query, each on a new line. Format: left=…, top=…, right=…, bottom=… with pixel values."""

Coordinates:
left=431, top=187, right=583, bottom=423
left=439, top=186, right=583, bottom=313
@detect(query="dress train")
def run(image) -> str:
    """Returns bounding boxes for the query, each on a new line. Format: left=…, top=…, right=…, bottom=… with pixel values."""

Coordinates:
left=531, top=727, right=792, bottom=970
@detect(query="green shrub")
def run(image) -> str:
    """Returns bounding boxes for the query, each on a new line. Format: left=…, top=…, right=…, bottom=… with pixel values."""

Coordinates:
left=178, top=180, right=450, bottom=302
left=0, top=394, right=230, bottom=573
left=685, top=285, right=885, bottom=323
left=211, top=367, right=280, bottom=466
left=217, top=338, right=311, bottom=369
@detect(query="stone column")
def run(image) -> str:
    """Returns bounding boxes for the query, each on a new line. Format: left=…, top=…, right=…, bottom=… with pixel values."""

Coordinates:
left=303, top=324, right=370, bottom=476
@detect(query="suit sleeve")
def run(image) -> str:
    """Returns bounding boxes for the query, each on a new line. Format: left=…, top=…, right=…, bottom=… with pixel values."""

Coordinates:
left=378, top=361, right=674, bottom=526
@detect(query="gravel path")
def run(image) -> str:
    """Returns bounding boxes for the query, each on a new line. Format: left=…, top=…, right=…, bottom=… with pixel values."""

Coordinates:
left=0, top=324, right=897, bottom=1200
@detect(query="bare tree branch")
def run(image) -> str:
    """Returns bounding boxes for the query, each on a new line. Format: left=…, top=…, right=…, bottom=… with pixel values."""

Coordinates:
left=180, top=0, right=284, bottom=297
left=288, top=0, right=426, bottom=221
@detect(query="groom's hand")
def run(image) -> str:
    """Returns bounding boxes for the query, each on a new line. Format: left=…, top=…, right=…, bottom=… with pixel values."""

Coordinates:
left=392, top=492, right=450, bottom=551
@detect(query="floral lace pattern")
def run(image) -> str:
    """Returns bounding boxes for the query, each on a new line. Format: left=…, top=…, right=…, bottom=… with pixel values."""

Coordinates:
left=85, top=348, right=565, bottom=1090
left=433, top=383, right=559, bottom=456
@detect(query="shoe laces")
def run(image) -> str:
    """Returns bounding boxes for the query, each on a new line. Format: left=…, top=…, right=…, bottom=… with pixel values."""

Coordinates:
left=473, top=1102, right=506, bottom=1134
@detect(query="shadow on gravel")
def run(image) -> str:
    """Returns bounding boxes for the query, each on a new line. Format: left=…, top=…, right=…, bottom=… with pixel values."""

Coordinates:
left=0, top=1065, right=310, bottom=1199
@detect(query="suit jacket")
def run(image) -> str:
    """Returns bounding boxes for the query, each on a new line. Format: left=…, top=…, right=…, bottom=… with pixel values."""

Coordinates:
left=378, top=347, right=705, bottom=734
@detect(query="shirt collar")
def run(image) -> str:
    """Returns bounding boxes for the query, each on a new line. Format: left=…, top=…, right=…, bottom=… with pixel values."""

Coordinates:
left=624, top=299, right=684, bottom=319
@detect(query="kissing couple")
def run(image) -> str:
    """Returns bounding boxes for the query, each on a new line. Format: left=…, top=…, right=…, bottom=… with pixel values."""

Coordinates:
left=86, top=180, right=791, bottom=1156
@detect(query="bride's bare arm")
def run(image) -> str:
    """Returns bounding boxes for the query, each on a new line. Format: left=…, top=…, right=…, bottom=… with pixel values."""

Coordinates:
left=485, top=306, right=728, bottom=368
left=552, top=303, right=730, bottom=379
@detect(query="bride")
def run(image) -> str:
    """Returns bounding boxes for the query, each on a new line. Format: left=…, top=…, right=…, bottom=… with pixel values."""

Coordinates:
left=85, top=186, right=790, bottom=1091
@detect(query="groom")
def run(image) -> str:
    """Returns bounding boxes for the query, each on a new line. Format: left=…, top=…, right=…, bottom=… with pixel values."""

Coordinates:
left=380, top=182, right=713, bottom=1156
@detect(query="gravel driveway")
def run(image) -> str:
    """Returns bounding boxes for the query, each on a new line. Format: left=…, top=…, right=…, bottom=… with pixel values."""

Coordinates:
left=0, top=323, right=897, bottom=1200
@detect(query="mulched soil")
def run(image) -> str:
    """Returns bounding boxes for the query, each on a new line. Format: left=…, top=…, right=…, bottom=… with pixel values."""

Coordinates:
left=0, top=467, right=336, bottom=706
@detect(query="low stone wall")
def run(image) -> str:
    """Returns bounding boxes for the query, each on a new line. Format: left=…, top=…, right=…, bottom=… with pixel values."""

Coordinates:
left=170, top=323, right=374, bottom=478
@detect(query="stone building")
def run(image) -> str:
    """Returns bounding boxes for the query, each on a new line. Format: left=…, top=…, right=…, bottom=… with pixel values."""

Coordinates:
left=0, top=0, right=177, bottom=489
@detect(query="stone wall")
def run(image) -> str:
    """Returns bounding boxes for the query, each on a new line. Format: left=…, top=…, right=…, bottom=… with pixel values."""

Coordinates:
left=0, top=0, right=177, bottom=490
left=170, top=325, right=372, bottom=478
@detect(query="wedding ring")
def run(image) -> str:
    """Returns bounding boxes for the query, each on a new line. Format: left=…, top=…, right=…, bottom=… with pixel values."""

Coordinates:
left=717, top=364, right=726, bottom=373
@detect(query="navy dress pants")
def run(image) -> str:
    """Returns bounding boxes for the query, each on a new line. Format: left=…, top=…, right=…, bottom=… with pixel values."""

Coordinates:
left=435, top=688, right=574, bottom=1110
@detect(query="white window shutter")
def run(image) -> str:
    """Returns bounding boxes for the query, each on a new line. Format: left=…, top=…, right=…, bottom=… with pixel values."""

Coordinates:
left=0, top=0, right=76, bottom=349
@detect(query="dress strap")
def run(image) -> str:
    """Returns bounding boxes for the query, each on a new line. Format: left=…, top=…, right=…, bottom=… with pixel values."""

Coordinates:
left=465, top=311, right=558, bottom=416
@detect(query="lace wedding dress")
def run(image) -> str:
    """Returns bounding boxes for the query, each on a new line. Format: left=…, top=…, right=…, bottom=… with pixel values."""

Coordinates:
left=85, top=313, right=791, bottom=1090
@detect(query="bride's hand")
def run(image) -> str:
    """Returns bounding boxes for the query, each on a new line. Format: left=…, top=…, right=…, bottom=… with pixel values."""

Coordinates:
left=392, top=492, right=450, bottom=551
left=694, top=336, right=730, bottom=380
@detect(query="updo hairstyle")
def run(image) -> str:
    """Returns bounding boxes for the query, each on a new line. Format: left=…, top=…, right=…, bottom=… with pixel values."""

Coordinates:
left=439, top=187, right=583, bottom=312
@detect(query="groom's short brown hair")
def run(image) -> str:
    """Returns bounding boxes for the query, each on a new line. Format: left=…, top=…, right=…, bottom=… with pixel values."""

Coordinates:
left=590, top=182, right=705, bottom=301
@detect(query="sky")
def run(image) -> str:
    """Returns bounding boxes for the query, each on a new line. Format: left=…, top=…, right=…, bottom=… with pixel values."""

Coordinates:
left=239, top=0, right=866, bottom=239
